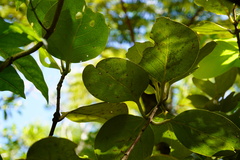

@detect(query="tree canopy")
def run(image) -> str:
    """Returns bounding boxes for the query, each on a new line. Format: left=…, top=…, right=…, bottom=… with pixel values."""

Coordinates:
left=0, top=0, right=240, bottom=160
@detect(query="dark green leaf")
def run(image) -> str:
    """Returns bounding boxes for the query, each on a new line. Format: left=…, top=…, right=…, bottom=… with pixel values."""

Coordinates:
left=220, top=92, right=240, bottom=112
left=193, top=40, right=238, bottom=78
left=0, top=62, right=25, bottom=98
left=126, top=41, right=154, bottom=64
left=215, top=67, right=237, bottom=95
left=187, top=94, right=210, bottom=108
left=192, top=77, right=216, bottom=97
left=171, top=110, right=240, bottom=157
left=95, top=115, right=154, bottom=160
left=83, top=58, right=149, bottom=103
left=26, top=137, right=81, bottom=160
left=45, top=0, right=109, bottom=62
left=139, top=17, right=199, bottom=84
left=0, top=48, right=49, bottom=102
left=194, top=0, right=233, bottom=15
left=151, top=115, right=191, bottom=159
left=0, top=19, right=32, bottom=48
left=63, top=102, right=128, bottom=123
left=27, top=0, right=57, bottom=36
left=145, top=155, right=178, bottom=160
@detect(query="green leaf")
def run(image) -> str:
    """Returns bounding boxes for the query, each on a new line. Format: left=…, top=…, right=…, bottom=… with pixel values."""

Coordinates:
left=145, top=155, right=178, bottom=160
left=171, top=110, right=240, bottom=157
left=139, top=17, right=199, bottom=84
left=194, top=0, right=233, bottom=15
left=172, top=41, right=216, bottom=83
left=215, top=67, right=237, bottom=95
left=63, top=102, right=128, bottom=123
left=0, top=19, right=32, bottom=48
left=192, top=77, right=216, bottom=97
left=220, top=92, right=240, bottom=112
left=95, top=115, right=154, bottom=160
left=193, top=40, right=239, bottom=79
left=187, top=94, right=210, bottom=108
left=126, top=42, right=154, bottom=64
left=151, top=115, right=191, bottom=159
left=0, top=62, right=25, bottom=98
left=27, top=0, right=57, bottom=36
left=83, top=58, right=149, bottom=103
left=0, top=48, right=49, bottom=102
left=26, top=137, right=81, bottom=160
left=39, top=47, right=60, bottom=69
left=44, top=0, right=109, bottom=62
left=191, top=21, right=232, bottom=36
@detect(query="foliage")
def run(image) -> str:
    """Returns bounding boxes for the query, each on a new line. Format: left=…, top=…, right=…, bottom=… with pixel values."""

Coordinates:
left=0, top=0, right=240, bottom=160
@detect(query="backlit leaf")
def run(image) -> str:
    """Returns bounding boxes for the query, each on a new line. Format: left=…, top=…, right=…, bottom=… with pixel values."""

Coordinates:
left=39, top=48, right=60, bottom=69
left=126, top=41, right=154, bottom=64
left=26, top=137, right=80, bottom=160
left=95, top=115, right=154, bottom=160
left=83, top=58, right=149, bottom=103
left=45, top=0, right=109, bottom=62
left=0, top=62, right=25, bottom=98
left=193, top=40, right=239, bottom=78
left=63, top=102, right=128, bottom=123
left=171, top=110, right=240, bottom=157
left=194, top=0, right=233, bottom=15
left=191, top=21, right=232, bottom=36
left=0, top=48, right=49, bottom=102
left=0, top=19, right=32, bottom=48
left=139, top=17, right=199, bottom=84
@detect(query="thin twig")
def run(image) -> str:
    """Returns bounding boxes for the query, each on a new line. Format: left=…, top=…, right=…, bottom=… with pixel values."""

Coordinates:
left=29, top=0, right=48, bottom=31
left=120, top=0, right=135, bottom=43
left=121, top=104, right=159, bottom=160
left=0, top=0, right=64, bottom=72
left=49, top=68, right=69, bottom=136
left=187, top=7, right=203, bottom=26
left=232, top=5, right=240, bottom=55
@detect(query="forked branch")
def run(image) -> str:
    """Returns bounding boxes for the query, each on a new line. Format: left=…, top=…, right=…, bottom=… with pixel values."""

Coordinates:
left=0, top=0, right=65, bottom=72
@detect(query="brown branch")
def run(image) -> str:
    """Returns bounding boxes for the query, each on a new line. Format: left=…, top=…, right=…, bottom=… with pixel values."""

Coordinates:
left=187, top=7, right=203, bottom=26
left=121, top=104, right=159, bottom=160
left=0, top=0, right=65, bottom=72
left=49, top=67, right=69, bottom=136
left=232, top=5, right=240, bottom=56
left=120, top=0, right=135, bottom=43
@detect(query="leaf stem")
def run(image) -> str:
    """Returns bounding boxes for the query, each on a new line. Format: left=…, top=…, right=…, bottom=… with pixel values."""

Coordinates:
left=232, top=4, right=240, bottom=56
left=0, top=0, right=65, bottom=72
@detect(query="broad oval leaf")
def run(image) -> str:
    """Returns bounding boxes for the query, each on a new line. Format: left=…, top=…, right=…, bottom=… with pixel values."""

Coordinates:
left=83, top=58, right=149, bottom=103
left=26, top=137, right=80, bottom=160
left=95, top=114, right=154, bottom=160
left=194, top=0, right=233, bottom=15
left=0, top=62, right=25, bottom=98
left=193, top=40, right=238, bottom=79
left=170, top=109, right=240, bottom=157
left=0, top=48, right=49, bottom=102
left=139, top=17, right=199, bottom=84
left=45, top=0, right=109, bottom=63
left=63, top=102, right=128, bottom=123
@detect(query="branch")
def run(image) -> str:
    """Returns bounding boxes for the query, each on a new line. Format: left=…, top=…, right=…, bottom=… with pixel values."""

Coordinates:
left=121, top=104, right=159, bottom=160
left=120, top=0, right=135, bottom=43
left=49, top=65, right=70, bottom=136
left=0, top=0, right=65, bottom=72
left=232, top=5, right=240, bottom=55
left=187, top=7, right=203, bottom=26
